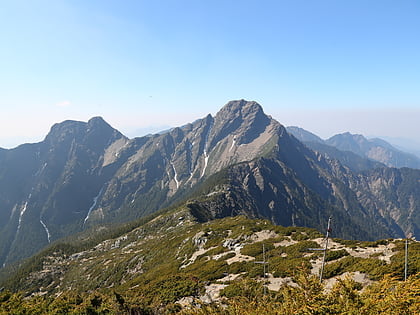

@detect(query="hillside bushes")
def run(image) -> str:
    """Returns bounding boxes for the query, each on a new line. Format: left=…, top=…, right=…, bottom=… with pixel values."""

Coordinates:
left=181, top=272, right=420, bottom=315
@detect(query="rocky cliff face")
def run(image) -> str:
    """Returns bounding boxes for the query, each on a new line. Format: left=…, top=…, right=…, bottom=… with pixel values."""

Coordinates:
left=348, top=167, right=420, bottom=238
left=0, top=100, right=419, bottom=267
left=85, top=100, right=283, bottom=223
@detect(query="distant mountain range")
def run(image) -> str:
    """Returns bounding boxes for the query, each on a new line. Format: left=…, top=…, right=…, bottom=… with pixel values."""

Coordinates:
left=1, top=100, right=419, bottom=268
left=287, top=126, right=420, bottom=169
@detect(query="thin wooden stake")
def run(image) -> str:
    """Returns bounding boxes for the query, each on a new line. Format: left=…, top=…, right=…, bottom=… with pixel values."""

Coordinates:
left=319, top=216, right=332, bottom=282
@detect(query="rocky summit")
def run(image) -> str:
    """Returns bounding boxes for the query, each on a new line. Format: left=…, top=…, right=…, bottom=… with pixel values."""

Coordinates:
left=0, top=100, right=419, bottom=268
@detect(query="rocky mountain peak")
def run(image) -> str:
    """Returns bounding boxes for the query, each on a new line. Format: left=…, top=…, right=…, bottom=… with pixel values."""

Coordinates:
left=216, top=99, right=264, bottom=119
left=87, top=116, right=109, bottom=128
left=326, top=133, right=370, bottom=156
left=44, top=120, right=87, bottom=144
left=86, top=116, right=125, bottom=144
left=44, top=117, right=124, bottom=148
left=209, top=100, right=272, bottom=147
left=329, top=132, right=367, bottom=144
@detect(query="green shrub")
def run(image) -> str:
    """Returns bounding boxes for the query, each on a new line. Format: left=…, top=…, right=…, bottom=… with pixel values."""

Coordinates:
left=220, top=278, right=264, bottom=299
left=152, top=275, right=201, bottom=304
left=291, top=232, right=310, bottom=241
left=283, top=240, right=320, bottom=258
left=325, top=249, right=349, bottom=262
left=185, top=259, right=228, bottom=281
left=219, top=252, right=236, bottom=261
left=270, top=256, right=311, bottom=278
left=323, top=256, right=360, bottom=278
left=323, top=256, right=386, bottom=279
left=267, top=235, right=287, bottom=243
left=373, top=245, right=420, bottom=280
left=332, top=238, right=360, bottom=248
left=360, top=239, right=389, bottom=248
left=228, top=261, right=250, bottom=274
left=241, top=242, right=275, bottom=257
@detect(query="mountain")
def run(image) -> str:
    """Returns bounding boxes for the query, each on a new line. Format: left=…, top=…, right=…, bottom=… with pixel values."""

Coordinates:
left=286, top=126, right=324, bottom=144
left=0, top=117, right=126, bottom=266
left=326, top=132, right=420, bottom=169
left=286, top=126, right=385, bottom=172
left=380, top=136, right=420, bottom=159
left=1, top=100, right=420, bottom=268
left=287, top=126, right=420, bottom=170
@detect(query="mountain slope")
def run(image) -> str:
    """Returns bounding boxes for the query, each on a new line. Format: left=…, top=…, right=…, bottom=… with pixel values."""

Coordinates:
left=0, top=117, right=126, bottom=265
left=286, top=126, right=324, bottom=144
left=1, top=209, right=418, bottom=313
left=1, top=100, right=420, bottom=268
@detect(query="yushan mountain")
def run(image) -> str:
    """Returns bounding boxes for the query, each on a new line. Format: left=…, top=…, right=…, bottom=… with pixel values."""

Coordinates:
left=0, top=100, right=419, bottom=267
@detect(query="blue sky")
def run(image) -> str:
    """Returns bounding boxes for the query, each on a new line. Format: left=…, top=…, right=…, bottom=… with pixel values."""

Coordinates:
left=1, top=1, right=419, bottom=150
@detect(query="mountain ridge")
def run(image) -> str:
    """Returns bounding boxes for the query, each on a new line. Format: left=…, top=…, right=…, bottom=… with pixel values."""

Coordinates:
left=287, top=126, right=420, bottom=169
left=0, top=100, right=419, bottom=268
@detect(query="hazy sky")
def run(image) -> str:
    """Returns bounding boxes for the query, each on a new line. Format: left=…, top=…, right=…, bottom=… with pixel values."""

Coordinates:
left=1, top=1, right=419, bottom=149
